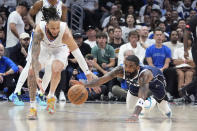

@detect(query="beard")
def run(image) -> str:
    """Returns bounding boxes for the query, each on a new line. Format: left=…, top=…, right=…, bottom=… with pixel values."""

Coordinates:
left=125, top=70, right=138, bottom=79
left=47, top=28, right=59, bottom=39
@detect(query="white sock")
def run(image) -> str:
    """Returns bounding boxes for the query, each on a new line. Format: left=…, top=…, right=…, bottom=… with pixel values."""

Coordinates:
left=48, top=92, right=55, bottom=98
left=157, top=100, right=171, bottom=116
left=14, top=62, right=31, bottom=94
left=37, top=90, right=43, bottom=96
left=30, top=101, right=36, bottom=109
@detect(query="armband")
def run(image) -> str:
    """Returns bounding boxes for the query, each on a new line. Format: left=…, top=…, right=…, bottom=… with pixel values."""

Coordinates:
left=71, top=48, right=91, bottom=75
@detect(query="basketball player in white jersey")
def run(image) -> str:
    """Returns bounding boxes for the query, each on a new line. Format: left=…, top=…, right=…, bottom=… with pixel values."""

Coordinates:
left=28, top=7, right=99, bottom=120
left=9, top=0, right=67, bottom=106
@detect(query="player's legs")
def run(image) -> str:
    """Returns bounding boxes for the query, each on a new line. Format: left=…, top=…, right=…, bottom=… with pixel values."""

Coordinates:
left=126, top=90, right=156, bottom=116
left=9, top=61, right=31, bottom=106
left=42, top=64, right=52, bottom=92
left=46, top=46, right=69, bottom=114
left=46, top=60, right=64, bottom=114
left=149, top=76, right=172, bottom=118
left=48, top=60, right=64, bottom=97
left=36, top=63, right=52, bottom=106
left=27, top=66, right=38, bottom=120
left=9, top=32, right=34, bottom=105
left=157, top=100, right=172, bottom=118
left=14, top=61, right=31, bottom=94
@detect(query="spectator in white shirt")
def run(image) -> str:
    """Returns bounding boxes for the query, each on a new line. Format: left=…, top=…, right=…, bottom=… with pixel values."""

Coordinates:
left=118, top=30, right=145, bottom=65
left=121, top=14, right=136, bottom=43
left=6, top=1, right=29, bottom=48
left=163, top=30, right=183, bottom=58
left=173, top=36, right=195, bottom=92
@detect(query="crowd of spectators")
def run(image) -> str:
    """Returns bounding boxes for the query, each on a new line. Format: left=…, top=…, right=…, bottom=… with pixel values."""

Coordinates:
left=0, top=0, right=197, bottom=104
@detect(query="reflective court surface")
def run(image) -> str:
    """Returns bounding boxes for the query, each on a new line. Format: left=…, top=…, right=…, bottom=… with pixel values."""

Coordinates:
left=1, top=102, right=197, bottom=131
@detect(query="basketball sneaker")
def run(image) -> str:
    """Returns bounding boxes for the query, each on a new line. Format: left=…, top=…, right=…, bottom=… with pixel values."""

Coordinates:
left=28, top=108, right=37, bottom=120
left=59, top=91, right=66, bottom=101
left=36, top=94, right=47, bottom=106
left=46, top=97, right=56, bottom=114
left=9, top=93, right=24, bottom=106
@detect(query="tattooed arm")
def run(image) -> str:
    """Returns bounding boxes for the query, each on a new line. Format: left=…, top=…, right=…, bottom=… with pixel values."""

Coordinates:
left=31, top=26, right=43, bottom=78
left=128, top=70, right=154, bottom=122
left=85, top=66, right=124, bottom=88
left=138, top=70, right=153, bottom=100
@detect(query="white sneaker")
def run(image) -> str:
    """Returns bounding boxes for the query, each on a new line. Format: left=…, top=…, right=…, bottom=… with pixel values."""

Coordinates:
left=59, top=91, right=66, bottom=101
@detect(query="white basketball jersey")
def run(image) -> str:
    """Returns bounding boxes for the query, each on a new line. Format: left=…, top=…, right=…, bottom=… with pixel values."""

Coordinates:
left=35, top=0, right=62, bottom=25
left=39, top=21, right=67, bottom=48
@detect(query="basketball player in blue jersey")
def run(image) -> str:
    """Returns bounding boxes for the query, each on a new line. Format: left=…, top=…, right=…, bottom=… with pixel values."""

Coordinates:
left=84, top=55, right=172, bottom=122
left=27, top=7, right=100, bottom=120
left=9, top=0, right=68, bottom=106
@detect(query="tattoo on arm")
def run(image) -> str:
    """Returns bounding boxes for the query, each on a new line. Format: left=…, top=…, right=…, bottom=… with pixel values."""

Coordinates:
left=138, top=70, right=152, bottom=99
left=85, top=66, right=124, bottom=88
left=32, top=32, right=42, bottom=78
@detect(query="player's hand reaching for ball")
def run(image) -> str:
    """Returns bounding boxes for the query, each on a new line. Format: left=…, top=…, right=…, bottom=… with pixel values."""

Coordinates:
left=86, top=73, right=101, bottom=94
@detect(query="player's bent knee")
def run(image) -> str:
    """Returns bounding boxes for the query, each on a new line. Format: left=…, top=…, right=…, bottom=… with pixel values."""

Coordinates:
left=52, top=60, right=64, bottom=74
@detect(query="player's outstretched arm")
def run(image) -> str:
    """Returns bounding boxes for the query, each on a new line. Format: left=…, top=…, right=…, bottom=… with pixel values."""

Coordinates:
left=62, top=28, right=92, bottom=77
left=85, top=66, right=124, bottom=88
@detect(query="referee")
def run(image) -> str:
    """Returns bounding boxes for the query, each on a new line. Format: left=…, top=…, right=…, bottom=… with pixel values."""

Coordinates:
left=182, top=15, right=197, bottom=105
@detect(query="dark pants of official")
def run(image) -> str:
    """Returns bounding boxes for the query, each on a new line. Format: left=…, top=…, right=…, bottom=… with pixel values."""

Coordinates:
left=0, top=74, right=16, bottom=97
left=163, top=68, right=179, bottom=98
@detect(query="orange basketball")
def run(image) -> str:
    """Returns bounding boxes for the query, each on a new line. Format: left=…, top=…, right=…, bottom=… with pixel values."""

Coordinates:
left=68, top=84, right=88, bottom=105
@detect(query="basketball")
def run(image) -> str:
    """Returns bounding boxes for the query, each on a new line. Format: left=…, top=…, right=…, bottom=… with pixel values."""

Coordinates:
left=68, top=84, right=88, bottom=105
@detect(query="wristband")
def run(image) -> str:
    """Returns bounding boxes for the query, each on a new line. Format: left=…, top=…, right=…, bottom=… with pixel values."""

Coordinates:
left=136, top=98, right=145, bottom=108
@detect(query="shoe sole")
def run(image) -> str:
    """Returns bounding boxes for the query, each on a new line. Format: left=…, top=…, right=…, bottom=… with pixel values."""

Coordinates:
left=28, top=116, right=38, bottom=120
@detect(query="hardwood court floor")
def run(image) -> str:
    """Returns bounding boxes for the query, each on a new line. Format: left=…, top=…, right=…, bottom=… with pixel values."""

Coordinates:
left=1, top=101, right=197, bottom=131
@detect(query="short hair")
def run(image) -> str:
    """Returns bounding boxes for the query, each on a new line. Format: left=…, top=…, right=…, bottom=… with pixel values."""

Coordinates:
left=42, top=7, right=60, bottom=23
left=96, top=32, right=107, bottom=39
left=114, top=26, right=122, bottom=31
left=126, top=55, right=140, bottom=66
left=169, top=30, right=178, bottom=38
left=123, top=50, right=134, bottom=56
left=157, top=21, right=165, bottom=27
left=85, top=54, right=94, bottom=60
left=18, top=1, right=29, bottom=10
left=178, top=19, right=185, bottom=24
left=128, top=30, right=139, bottom=38
left=154, top=27, right=163, bottom=34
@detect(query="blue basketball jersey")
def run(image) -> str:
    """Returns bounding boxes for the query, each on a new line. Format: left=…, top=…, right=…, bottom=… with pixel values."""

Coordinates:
left=123, top=65, right=166, bottom=100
